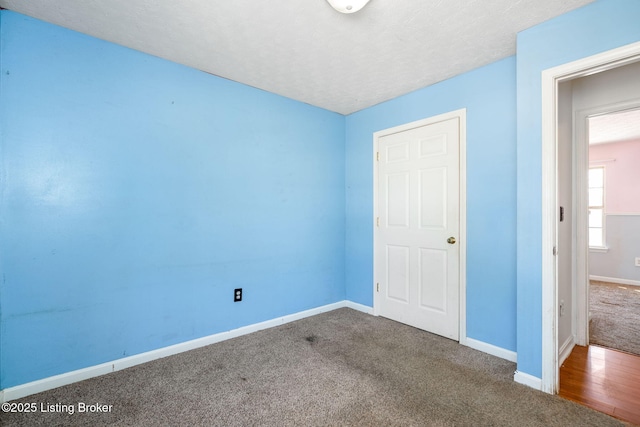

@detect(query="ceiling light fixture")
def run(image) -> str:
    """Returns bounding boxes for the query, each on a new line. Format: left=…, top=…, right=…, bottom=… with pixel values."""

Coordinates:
left=326, top=0, right=371, bottom=14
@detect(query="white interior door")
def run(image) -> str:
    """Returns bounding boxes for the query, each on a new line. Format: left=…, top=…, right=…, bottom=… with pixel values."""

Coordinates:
left=375, top=116, right=460, bottom=340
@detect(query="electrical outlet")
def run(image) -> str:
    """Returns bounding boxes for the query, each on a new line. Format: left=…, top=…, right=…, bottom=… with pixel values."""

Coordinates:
left=635, top=257, right=640, bottom=267
left=234, top=288, right=242, bottom=302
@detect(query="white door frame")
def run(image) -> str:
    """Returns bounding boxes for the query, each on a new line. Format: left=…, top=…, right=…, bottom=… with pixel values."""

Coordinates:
left=574, top=99, right=640, bottom=349
left=373, top=108, right=467, bottom=345
left=541, top=41, right=640, bottom=394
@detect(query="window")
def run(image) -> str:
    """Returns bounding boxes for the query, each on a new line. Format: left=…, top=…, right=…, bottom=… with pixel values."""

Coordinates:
left=588, top=166, right=605, bottom=247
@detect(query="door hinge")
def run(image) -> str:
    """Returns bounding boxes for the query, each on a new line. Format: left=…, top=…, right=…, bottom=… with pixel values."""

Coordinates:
left=376, top=283, right=379, bottom=292
left=376, top=151, right=379, bottom=161
left=376, top=217, right=379, bottom=227
left=553, top=246, right=557, bottom=256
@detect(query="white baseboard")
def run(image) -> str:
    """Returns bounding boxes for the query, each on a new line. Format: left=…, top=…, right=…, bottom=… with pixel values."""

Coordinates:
left=590, top=275, right=640, bottom=287
left=345, top=300, right=374, bottom=314
left=464, top=338, right=517, bottom=362
left=558, top=335, right=575, bottom=366
left=1, top=300, right=357, bottom=403
left=514, top=371, right=543, bottom=391
left=558, top=335, right=576, bottom=366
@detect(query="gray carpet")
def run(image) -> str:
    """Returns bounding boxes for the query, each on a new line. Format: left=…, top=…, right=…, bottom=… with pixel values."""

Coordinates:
left=590, top=280, right=640, bottom=356
left=1, top=308, right=626, bottom=426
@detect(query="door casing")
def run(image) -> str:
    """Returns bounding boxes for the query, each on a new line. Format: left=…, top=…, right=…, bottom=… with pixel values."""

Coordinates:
left=574, top=100, right=640, bottom=347
left=541, top=41, right=640, bottom=394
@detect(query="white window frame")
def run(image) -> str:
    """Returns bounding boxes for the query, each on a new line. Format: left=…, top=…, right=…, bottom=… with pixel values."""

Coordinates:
left=588, top=166, right=606, bottom=250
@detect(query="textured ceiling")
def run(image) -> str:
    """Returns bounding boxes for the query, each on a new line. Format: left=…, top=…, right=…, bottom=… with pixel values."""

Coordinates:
left=589, top=109, right=640, bottom=145
left=0, top=0, right=596, bottom=114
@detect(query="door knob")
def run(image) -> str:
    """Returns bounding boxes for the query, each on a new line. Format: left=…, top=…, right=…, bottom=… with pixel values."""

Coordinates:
left=447, top=237, right=456, bottom=244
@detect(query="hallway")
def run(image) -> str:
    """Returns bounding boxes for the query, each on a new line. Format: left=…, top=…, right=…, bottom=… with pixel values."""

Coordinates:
left=560, top=345, right=640, bottom=425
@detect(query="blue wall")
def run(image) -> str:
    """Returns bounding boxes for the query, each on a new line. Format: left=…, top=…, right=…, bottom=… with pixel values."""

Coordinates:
left=345, top=57, right=518, bottom=352
left=515, top=0, right=640, bottom=378
left=4, top=0, right=638, bottom=392
left=0, top=12, right=345, bottom=389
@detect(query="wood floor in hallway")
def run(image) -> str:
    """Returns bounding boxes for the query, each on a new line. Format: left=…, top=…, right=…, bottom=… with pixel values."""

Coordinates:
left=560, top=345, right=640, bottom=426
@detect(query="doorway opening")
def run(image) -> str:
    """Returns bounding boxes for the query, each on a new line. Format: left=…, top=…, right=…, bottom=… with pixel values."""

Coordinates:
left=541, top=41, right=640, bottom=395
left=586, top=109, right=640, bottom=357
